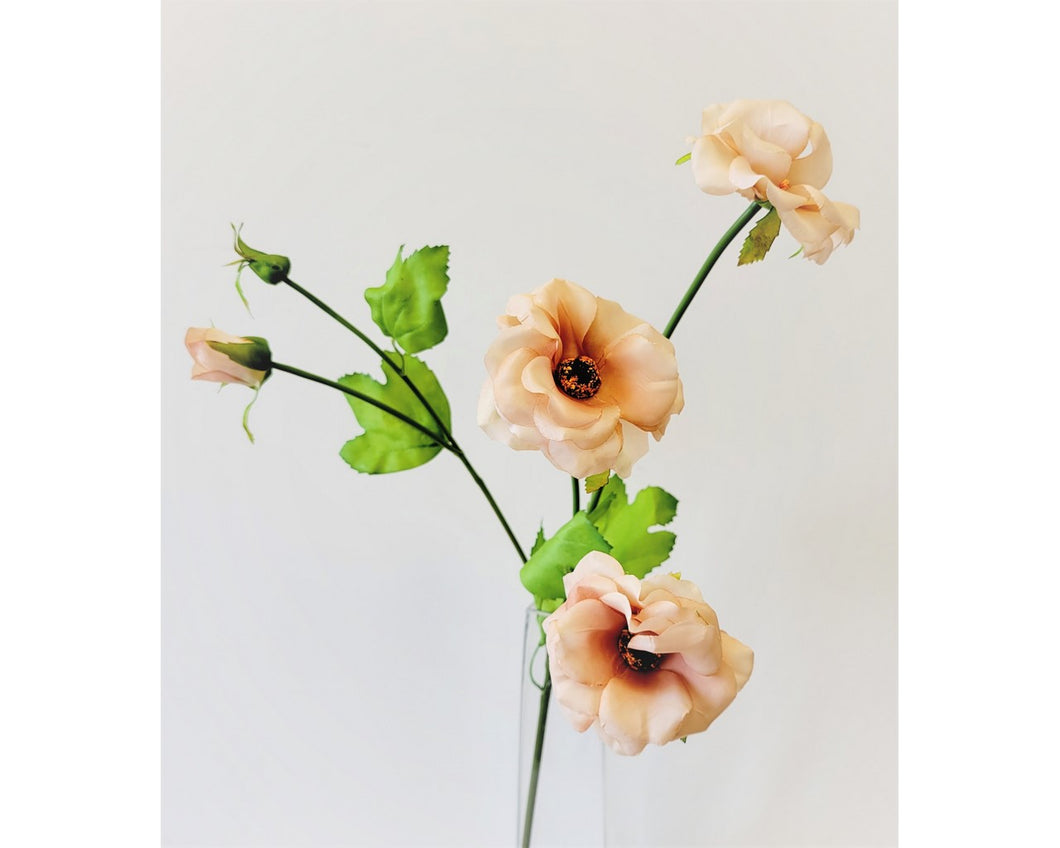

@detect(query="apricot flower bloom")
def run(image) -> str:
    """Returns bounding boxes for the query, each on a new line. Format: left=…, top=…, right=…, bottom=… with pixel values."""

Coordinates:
left=478, top=279, right=683, bottom=478
left=185, top=328, right=271, bottom=389
left=690, top=99, right=859, bottom=263
left=544, top=552, right=753, bottom=755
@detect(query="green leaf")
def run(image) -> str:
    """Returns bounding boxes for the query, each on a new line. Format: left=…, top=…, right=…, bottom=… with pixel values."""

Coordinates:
left=364, top=245, right=450, bottom=353
left=674, top=152, right=692, bottom=165
left=338, top=353, right=450, bottom=474
left=586, top=476, right=678, bottom=578
left=737, top=207, right=782, bottom=266
left=584, top=471, right=610, bottom=494
left=530, top=525, right=547, bottom=556
left=519, top=512, right=611, bottom=607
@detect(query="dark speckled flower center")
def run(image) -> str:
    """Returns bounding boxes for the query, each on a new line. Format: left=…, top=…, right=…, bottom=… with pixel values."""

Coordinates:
left=554, top=355, right=601, bottom=400
left=617, top=628, right=663, bottom=673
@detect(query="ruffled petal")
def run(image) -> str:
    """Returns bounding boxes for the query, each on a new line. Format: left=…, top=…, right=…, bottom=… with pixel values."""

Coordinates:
left=691, top=134, right=739, bottom=195
left=599, top=327, right=682, bottom=432
left=545, top=597, right=627, bottom=686
left=597, top=670, right=693, bottom=755
left=665, top=653, right=740, bottom=740
left=787, top=120, right=833, bottom=189
left=721, top=631, right=755, bottom=691
left=611, top=422, right=650, bottom=479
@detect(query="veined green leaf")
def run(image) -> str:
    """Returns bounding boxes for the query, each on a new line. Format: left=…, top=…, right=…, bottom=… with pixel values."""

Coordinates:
left=364, top=245, right=450, bottom=353
left=737, top=207, right=782, bottom=266
left=338, top=353, right=450, bottom=474
left=587, top=476, right=678, bottom=578
left=519, top=512, right=611, bottom=607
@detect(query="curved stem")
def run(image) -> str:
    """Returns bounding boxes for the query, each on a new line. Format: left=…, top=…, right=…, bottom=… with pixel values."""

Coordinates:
left=279, top=278, right=527, bottom=564
left=663, top=201, right=762, bottom=339
left=273, top=362, right=527, bottom=565
left=452, top=448, right=527, bottom=563
left=282, top=277, right=456, bottom=446
left=272, top=362, right=451, bottom=448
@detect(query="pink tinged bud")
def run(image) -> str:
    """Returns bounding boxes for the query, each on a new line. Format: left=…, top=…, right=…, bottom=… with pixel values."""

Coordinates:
left=185, top=328, right=272, bottom=389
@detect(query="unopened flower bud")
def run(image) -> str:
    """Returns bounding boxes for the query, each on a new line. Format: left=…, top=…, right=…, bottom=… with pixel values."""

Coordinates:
left=185, top=328, right=272, bottom=389
left=230, top=224, right=290, bottom=285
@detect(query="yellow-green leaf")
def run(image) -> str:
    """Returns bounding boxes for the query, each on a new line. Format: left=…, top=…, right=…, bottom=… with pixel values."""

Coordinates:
left=737, top=207, right=781, bottom=266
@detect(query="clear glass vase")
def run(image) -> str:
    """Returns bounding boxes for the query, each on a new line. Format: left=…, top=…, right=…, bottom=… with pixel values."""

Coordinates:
left=517, top=605, right=606, bottom=847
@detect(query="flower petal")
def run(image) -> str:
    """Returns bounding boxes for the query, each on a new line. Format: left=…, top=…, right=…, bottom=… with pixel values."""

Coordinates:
left=597, top=670, right=693, bottom=755
left=691, top=134, right=739, bottom=195
left=787, top=120, right=833, bottom=189
left=545, top=597, right=627, bottom=686
left=611, top=422, right=649, bottom=479
left=664, top=653, right=741, bottom=740
left=600, top=328, right=682, bottom=432
left=721, top=631, right=755, bottom=691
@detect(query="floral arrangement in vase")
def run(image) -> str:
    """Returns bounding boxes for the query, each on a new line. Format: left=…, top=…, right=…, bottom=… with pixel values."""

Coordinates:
left=185, top=99, right=858, bottom=846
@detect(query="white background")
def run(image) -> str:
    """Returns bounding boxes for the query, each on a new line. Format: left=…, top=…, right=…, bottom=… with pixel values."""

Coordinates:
left=8, top=2, right=1060, bottom=848
left=162, top=1, right=896, bottom=845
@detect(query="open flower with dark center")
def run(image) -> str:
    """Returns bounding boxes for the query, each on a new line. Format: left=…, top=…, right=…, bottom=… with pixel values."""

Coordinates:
left=477, top=279, right=684, bottom=478
left=544, top=552, right=753, bottom=756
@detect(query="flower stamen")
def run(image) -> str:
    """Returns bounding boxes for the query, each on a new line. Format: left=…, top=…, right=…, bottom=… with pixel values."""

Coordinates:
left=617, top=628, right=663, bottom=673
left=554, top=355, right=601, bottom=400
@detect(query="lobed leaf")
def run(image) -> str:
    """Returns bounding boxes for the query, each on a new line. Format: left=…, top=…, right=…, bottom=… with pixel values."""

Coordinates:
left=586, top=476, right=678, bottom=578
left=364, top=245, right=450, bottom=353
left=338, top=353, right=450, bottom=474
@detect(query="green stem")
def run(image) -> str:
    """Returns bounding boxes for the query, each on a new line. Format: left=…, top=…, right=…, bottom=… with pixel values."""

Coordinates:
left=571, top=477, right=580, bottom=515
left=279, top=279, right=527, bottom=565
left=452, top=449, right=527, bottom=564
left=521, top=659, right=551, bottom=848
left=282, top=277, right=456, bottom=446
left=587, top=487, right=603, bottom=513
left=663, top=201, right=762, bottom=339
left=272, top=362, right=450, bottom=448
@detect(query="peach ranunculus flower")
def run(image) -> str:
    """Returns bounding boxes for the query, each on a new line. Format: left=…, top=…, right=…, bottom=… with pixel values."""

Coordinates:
left=544, top=551, right=753, bottom=755
left=185, top=328, right=272, bottom=389
left=690, top=99, right=859, bottom=264
left=477, top=279, right=683, bottom=478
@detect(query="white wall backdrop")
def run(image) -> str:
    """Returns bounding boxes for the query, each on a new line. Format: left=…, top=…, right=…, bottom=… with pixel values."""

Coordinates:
left=163, top=1, right=897, bottom=845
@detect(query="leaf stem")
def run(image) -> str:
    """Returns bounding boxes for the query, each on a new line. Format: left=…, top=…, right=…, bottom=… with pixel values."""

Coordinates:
left=272, top=361, right=527, bottom=564
left=282, top=277, right=456, bottom=446
left=571, top=477, right=580, bottom=515
left=663, top=201, right=762, bottom=339
left=451, top=448, right=528, bottom=563
left=272, top=362, right=451, bottom=448
left=279, top=278, right=527, bottom=564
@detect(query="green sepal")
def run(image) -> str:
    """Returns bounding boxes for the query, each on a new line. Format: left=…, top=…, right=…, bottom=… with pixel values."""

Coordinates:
left=338, top=353, right=451, bottom=474
left=586, top=476, right=678, bottom=578
left=584, top=471, right=610, bottom=494
left=241, top=388, right=261, bottom=443
left=364, top=245, right=450, bottom=354
left=205, top=336, right=273, bottom=372
left=789, top=245, right=804, bottom=259
left=230, top=223, right=291, bottom=285
left=737, top=207, right=782, bottom=266
left=674, top=152, right=692, bottom=165
left=680, top=736, right=688, bottom=743
left=519, top=512, right=611, bottom=607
